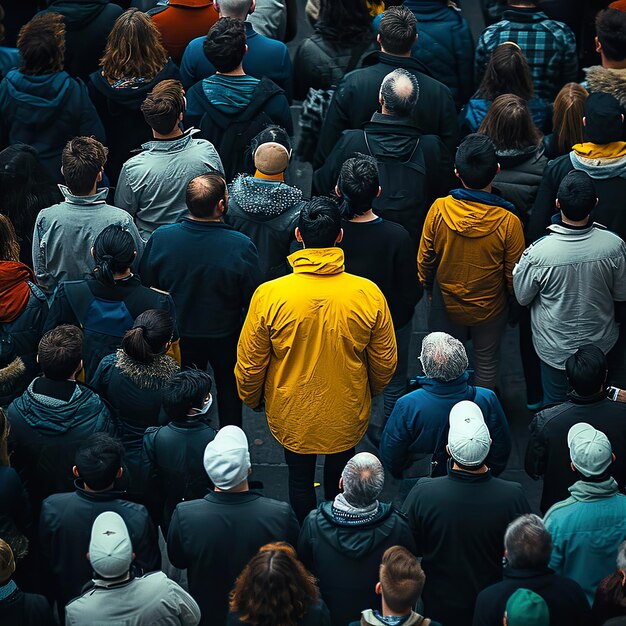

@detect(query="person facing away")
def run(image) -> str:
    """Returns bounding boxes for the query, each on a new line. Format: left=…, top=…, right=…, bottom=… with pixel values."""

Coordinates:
left=298, top=452, right=416, bottom=626
left=380, top=332, right=511, bottom=483
left=544, top=423, right=626, bottom=605
left=593, top=539, right=626, bottom=626
left=418, top=133, right=525, bottom=390
left=235, top=197, right=397, bottom=524
left=167, top=425, right=299, bottom=626
left=7, top=326, right=115, bottom=509
left=349, top=545, right=441, bottom=626
left=502, top=589, right=549, bottom=626
left=334, top=155, right=421, bottom=426
left=513, top=171, right=626, bottom=406
left=473, top=514, right=591, bottom=626
left=402, top=400, right=531, bottom=626
left=140, top=172, right=262, bottom=429
left=32, top=136, right=144, bottom=297
left=526, top=345, right=626, bottom=513
left=228, top=542, right=331, bottom=626
left=115, top=78, right=224, bottom=240
left=39, top=433, right=160, bottom=618
left=142, top=369, right=217, bottom=532
left=65, top=511, right=200, bottom=626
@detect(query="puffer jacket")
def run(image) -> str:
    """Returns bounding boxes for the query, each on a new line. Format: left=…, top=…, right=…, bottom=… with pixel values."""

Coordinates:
left=380, top=372, right=511, bottom=479
left=115, top=129, right=224, bottom=240
left=235, top=247, right=397, bottom=454
left=513, top=222, right=626, bottom=369
left=226, top=175, right=304, bottom=280
left=7, top=380, right=116, bottom=504
left=418, top=189, right=525, bottom=325
left=373, top=0, right=474, bottom=108
left=0, top=69, right=105, bottom=181
left=298, top=501, right=416, bottom=626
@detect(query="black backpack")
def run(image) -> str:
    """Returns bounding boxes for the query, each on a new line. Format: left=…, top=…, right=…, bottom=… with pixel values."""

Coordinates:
left=199, top=78, right=282, bottom=181
left=365, top=132, right=428, bottom=246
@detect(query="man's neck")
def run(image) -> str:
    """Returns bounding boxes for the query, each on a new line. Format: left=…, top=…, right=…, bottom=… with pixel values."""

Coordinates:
left=464, top=184, right=492, bottom=194
left=350, top=209, right=378, bottom=223
left=187, top=214, right=222, bottom=223
left=112, top=270, right=132, bottom=281
left=601, top=52, right=626, bottom=70
left=215, top=480, right=249, bottom=494
left=380, top=45, right=411, bottom=59
left=508, top=2, right=537, bottom=8
left=452, top=462, right=489, bottom=474
left=153, top=126, right=184, bottom=141
left=560, top=213, right=589, bottom=228
left=217, top=66, right=246, bottom=77
left=82, top=482, right=115, bottom=494
left=381, top=598, right=411, bottom=618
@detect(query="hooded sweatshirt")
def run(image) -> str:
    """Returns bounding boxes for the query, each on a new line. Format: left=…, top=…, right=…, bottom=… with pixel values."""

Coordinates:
left=418, top=189, right=525, bottom=325
left=0, top=69, right=105, bottom=181
left=0, top=263, right=34, bottom=324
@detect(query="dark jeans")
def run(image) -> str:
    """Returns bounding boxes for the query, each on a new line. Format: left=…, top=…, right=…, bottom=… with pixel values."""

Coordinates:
left=283, top=447, right=355, bottom=524
left=180, top=333, right=242, bottom=428
left=383, top=319, right=413, bottom=421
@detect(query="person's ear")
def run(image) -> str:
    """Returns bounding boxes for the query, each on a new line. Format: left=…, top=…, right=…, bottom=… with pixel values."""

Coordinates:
left=376, top=33, right=381, bottom=46
left=446, top=444, right=451, bottom=457
left=496, top=163, right=501, bottom=175
left=339, top=476, right=343, bottom=491
left=295, top=227, right=303, bottom=243
left=250, top=0, right=256, bottom=13
left=90, top=246, right=95, bottom=259
left=178, top=111, right=184, bottom=123
left=96, top=170, right=103, bottom=183
left=36, top=354, right=39, bottom=364
left=132, top=552, right=136, bottom=561
left=555, top=198, right=561, bottom=210
left=622, top=113, right=624, bottom=124
left=454, top=168, right=461, bottom=180
left=244, top=43, right=249, bottom=55
left=376, top=186, right=382, bottom=198
left=116, top=467, right=123, bottom=479
left=335, top=228, right=343, bottom=244
left=570, top=462, right=576, bottom=473
left=133, top=250, right=137, bottom=261
left=613, top=452, right=616, bottom=463
left=595, top=36, right=602, bottom=54
left=375, top=581, right=382, bottom=596
left=334, top=185, right=342, bottom=198
left=73, top=466, right=80, bottom=478
left=583, top=116, right=587, bottom=127
left=60, top=166, right=64, bottom=179
left=86, top=552, right=90, bottom=561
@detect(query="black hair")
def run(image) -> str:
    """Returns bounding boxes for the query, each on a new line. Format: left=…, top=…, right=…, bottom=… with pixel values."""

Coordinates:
left=455, top=134, right=499, bottom=190
left=565, top=344, right=607, bottom=397
left=186, top=172, right=227, bottom=218
left=596, top=9, right=626, bottom=62
left=378, top=5, right=417, bottom=55
left=203, top=17, right=246, bottom=73
left=316, top=0, right=372, bottom=45
left=162, top=370, right=213, bottom=421
left=337, top=155, right=379, bottom=219
left=557, top=171, right=596, bottom=222
left=38, top=325, right=83, bottom=380
left=297, top=196, right=342, bottom=248
left=75, top=433, right=125, bottom=490
left=250, top=125, right=291, bottom=155
left=121, top=309, right=174, bottom=364
left=92, top=225, right=136, bottom=286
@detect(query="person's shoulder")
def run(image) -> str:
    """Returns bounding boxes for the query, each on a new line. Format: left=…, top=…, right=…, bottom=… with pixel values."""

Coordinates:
left=41, top=490, right=75, bottom=512
left=252, top=493, right=295, bottom=516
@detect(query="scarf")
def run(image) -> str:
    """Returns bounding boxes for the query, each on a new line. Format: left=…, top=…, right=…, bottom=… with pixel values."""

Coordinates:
left=573, top=142, right=626, bottom=160
left=332, top=492, right=379, bottom=523
left=0, top=262, right=34, bottom=323
left=0, top=580, right=17, bottom=601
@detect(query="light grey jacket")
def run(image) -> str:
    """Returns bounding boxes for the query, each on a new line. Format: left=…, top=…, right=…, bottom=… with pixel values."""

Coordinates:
left=513, top=222, right=626, bottom=369
left=32, top=186, right=144, bottom=297
left=64, top=570, right=200, bottom=625
left=115, top=130, right=223, bottom=240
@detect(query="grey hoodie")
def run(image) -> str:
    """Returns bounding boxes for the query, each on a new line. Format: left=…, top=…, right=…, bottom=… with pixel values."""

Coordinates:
left=32, top=186, right=144, bottom=296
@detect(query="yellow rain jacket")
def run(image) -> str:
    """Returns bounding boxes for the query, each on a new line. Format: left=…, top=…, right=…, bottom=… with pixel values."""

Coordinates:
left=418, top=191, right=525, bottom=326
left=235, top=247, right=397, bottom=454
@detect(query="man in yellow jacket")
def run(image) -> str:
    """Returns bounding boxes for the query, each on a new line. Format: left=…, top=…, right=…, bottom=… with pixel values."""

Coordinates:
left=236, top=197, right=397, bottom=523
left=418, top=133, right=525, bottom=391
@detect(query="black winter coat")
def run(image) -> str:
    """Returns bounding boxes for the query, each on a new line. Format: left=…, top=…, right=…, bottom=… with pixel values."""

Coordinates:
left=87, top=59, right=181, bottom=184
left=473, top=566, right=591, bottom=626
left=525, top=391, right=626, bottom=513
left=298, top=502, right=416, bottom=626
left=39, top=482, right=160, bottom=611
left=0, top=584, right=54, bottom=626
left=167, top=490, right=299, bottom=626
left=315, top=51, right=458, bottom=166
left=402, top=465, right=531, bottom=626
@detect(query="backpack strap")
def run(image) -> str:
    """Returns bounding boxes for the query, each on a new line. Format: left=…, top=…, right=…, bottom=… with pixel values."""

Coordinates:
left=63, top=281, right=95, bottom=327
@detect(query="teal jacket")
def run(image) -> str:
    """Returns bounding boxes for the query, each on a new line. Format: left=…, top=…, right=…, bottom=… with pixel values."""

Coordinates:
left=544, top=478, right=626, bottom=605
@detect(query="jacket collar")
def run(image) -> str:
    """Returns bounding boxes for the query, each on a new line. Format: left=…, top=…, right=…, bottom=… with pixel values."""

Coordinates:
left=568, top=477, right=619, bottom=501
left=367, top=112, right=419, bottom=132
left=244, top=21, right=257, bottom=39
left=288, top=247, right=345, bottom=275
left=179, top=216, right=234, bottom=231
left=74, top=480, right=126, bottom=501
left=140, top=127, right=200, bottom=152
left=546, top=222, right=603, bottom=237
left=363, top=50, right=432, bottom=77
left=503, top=566, right=555, bottom=580
left=451, top=188, right=517, bottom=214
left=446, top=460, right=492, bottom=483
left=203, top=490, right=262, bottom=504
left=502, top=7, right=549, bottom=22
left=416, top=371, right=470, bottom=395
left=58, top=184, right=108, bottom=206
left=566, top=389, right=608, bottom=405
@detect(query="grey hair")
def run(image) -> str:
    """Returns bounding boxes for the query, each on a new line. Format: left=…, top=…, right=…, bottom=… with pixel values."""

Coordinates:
left=341, top=452, right=385, bottom=508
left=617, top=540, right=626, bottom=570
left=214, top=0, right=252, bottom=19
left=380, top=68, right=419, bottom=117
left=504, top=514, right=552, bottom=569
left=419, top=332, right=468, bottom=382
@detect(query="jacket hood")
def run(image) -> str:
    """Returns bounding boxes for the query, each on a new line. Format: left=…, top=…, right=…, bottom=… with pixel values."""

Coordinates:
left=15, top=380, right=105, bottom=433
left=405, top=0, right=458, bottom=19
left=4, top=70, right=72, bottom=123
left=438, top=189, right=515, bottom=237
left=568, top=477, right=619, bottom=501
left=288, top=247, right=345, bottom=275
left=359, top=609, right=427, bottom=626
left=89, top=59, right=179, bottom=108
left=417, top=371, right=470, bottom=395
left=230, top=175, right=303, bottom=217
left=571, top=142, right=626, bottom=180
left=42, top=0, right=109, bottom=27
left=496, top=144, right=545, bottom=169
left=584, top=65, right=626, bottom=109
left=363, top=113, right=421, bottom=159
left=59, top=184, right=109, bottom=205
left=315, top=501, right=398, bottom=557
left=0, top=262, right=34, bottom=323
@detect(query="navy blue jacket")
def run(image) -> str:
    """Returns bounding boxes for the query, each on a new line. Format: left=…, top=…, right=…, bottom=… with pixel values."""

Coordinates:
left=180, top=22, right=293, bottom=101
left=140, top=217, right=262, bottom=339
left=380, top=372, right=511, bottom=478
left=374, top=0, right=474, bottom=108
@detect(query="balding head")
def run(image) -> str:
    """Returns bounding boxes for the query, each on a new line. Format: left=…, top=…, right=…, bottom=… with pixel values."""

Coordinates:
left=215, top=0, right=253, bottom=20
left=341, top=452, right=385, bottom=509
left=379, top=68, right=419, bottom=117
left=186, top=172, right=227, bottom=218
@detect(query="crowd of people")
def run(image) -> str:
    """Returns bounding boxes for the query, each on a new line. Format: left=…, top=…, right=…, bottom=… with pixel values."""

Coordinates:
left=0, top=0, right=626, bottom=625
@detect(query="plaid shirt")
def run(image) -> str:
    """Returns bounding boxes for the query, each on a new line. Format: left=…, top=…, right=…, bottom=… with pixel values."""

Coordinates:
left=474, top=7, right=578, bottom=101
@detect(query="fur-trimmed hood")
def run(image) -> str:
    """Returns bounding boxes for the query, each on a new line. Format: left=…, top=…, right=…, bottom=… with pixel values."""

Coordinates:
left=584, top=65, right=626, bottom=109
left=114, top=350, right=180, bottom=390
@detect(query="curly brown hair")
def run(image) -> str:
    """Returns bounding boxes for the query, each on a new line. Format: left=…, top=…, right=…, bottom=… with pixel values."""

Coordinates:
left=0, top=215, right=20, bottom=263
left=17, top=13, right=65, bottom=75
left=100, top=8, right=168, bottom=83
left=229, top=543, right=319, bottom=626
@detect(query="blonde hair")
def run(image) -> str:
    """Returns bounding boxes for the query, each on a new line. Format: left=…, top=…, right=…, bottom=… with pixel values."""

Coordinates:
left=553, top=83, right=589, bottom=154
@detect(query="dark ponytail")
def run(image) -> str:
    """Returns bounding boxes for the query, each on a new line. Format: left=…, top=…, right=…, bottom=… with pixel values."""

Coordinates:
left=121, top=309, right=174, bottom=364
left=92, top=225, right=136, bottom=286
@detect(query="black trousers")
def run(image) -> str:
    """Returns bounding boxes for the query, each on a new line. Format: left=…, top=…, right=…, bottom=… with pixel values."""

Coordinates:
left=180, top=333, right=242, bottom=428
left=283, top=447, right=355, bottom=524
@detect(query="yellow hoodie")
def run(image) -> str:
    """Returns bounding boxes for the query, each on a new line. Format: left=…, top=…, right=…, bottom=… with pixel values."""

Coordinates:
left=418, top=194, right=525, bottom=325
left=236, top=247, right=397, bottom=454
